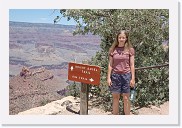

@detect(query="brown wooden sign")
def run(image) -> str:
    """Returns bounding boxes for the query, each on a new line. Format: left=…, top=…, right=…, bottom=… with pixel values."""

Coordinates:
left=68, top=62, right=101, bottom=85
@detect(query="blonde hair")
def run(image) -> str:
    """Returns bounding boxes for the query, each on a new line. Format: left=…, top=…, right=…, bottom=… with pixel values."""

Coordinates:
left=109, top=30, right=132, bottom=54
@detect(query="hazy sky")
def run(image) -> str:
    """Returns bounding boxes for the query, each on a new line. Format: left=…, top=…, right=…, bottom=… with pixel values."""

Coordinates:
left=9, top=9, right=77, bottom=25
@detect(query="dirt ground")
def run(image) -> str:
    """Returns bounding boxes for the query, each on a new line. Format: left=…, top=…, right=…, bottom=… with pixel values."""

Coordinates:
left=130, top=101, right=169, bottom=115
left=88, top=101, right=169, bottom=115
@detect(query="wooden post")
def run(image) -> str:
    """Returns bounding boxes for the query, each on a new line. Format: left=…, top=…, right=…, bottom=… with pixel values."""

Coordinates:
left=80, top=60, right=89, bottom=115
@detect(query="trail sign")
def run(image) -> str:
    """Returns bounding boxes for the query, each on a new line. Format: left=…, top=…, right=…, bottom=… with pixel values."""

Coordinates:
left=68, top=62, right=101, bottom=85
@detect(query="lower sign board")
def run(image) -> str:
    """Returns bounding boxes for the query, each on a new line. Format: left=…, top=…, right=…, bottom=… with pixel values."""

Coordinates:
left=68, top=62, right=101, bottom=85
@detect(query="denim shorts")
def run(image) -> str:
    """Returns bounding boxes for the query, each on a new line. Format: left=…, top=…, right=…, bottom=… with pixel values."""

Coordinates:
left=109, top=72, right=131, bottom=94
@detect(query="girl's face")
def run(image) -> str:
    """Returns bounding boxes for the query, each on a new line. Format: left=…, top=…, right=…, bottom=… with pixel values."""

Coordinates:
left=118, top=32, right=127, bottom=45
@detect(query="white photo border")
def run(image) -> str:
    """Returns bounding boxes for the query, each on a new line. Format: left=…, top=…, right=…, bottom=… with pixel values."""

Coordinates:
left=0, top=0, right=179, bottom=125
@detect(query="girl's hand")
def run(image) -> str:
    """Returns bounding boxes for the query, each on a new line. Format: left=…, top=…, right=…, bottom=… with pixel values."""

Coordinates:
left=107, top=78, right=112, bottom=86
left=130, top=79, right=135, bottom=88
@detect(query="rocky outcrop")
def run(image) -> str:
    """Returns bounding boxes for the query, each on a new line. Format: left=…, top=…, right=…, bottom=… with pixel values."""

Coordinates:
left=9, top=67, right=63, bottom=115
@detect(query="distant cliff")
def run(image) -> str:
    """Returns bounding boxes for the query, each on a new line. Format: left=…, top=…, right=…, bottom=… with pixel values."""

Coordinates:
left=9, top=67, right=65, bottom=115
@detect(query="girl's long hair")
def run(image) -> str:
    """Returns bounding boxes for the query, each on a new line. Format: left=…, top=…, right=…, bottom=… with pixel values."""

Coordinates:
left=109, top=30, right=133, bottom=54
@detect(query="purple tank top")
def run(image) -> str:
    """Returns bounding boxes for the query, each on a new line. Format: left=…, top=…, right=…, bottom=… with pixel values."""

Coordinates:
left=110, top=47, right=135, bottom=74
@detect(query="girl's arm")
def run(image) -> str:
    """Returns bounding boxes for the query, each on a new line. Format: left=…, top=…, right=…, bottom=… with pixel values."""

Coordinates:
left=130, top=55, right=135, bottom=87
left=107, top=50, right=113, bottom=86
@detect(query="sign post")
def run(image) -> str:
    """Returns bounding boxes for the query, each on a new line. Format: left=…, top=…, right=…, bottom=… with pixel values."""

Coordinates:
left=68, top=61, right=101, bottom=115
left=80, top=82, right=88, bottom=115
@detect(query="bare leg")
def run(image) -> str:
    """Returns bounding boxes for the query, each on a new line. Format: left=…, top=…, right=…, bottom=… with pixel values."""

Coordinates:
left=122, top=93, right=130, bottom=115
left=112, top=93, right=120, bottom=115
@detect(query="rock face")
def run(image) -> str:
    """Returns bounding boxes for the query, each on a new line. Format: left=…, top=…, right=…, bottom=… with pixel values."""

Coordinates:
left=9, top=67, right=65, bottom=115
left=18, top=96, right=110, bottom=115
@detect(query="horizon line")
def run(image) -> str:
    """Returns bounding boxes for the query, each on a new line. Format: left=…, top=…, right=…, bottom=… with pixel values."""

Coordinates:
left=9, top=20, right=77, bottom=26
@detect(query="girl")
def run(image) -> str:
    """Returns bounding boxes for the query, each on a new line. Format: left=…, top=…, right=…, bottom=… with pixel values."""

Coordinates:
left=107, top=30, right=135, bottom=115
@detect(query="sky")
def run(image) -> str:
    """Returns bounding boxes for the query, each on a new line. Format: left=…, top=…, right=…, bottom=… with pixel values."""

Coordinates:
left=9, top=9, right=77, bottom=25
